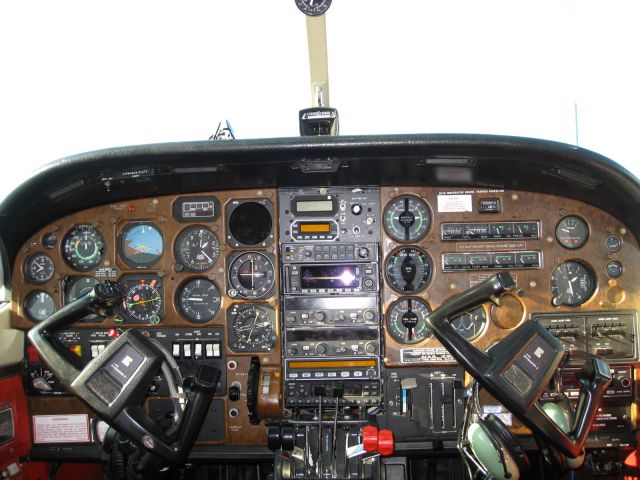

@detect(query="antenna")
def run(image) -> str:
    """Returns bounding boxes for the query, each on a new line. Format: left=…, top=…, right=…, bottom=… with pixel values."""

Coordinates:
left=296, top=0, right=339, bottom=136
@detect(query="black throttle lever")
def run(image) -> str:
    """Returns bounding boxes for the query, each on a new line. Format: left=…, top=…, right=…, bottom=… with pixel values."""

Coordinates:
left=572, top=358, right=612, bottom=447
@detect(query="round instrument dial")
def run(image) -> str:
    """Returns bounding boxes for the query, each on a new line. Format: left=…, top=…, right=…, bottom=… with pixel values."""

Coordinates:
left=175, top=226, right=220, bottom=271
left=64, top=276, right=99, bottom=304
left=384, top=196, right=431, bottom=243
left=295, top=0, right=332, bottom=16
left=24, top=253, right=55, bottom=284
left=228, top=304, right=276, bottom=352
left=121, top=277, right=163, bottom=324
left=385, top=247, right=432, bottom=293
left=25, top=291, right=56, bottom=322
left=176, top=278, right=221, bottom=323
left=228, top=252, right=275, bottom=299
left=120, top=223, right=163, bottom=268
left=450, top=306, right=487, bottom=341
left=550, top=261, right=596, bottom=306
left=555, top=215, right=589, bottom=249
left=386, top=298, right=432, bottom=344
left=64, top=276, right=101, bottom=322
left=227, top=200, right=273, bottom=247
left=63, top=225, right=105, bottom=271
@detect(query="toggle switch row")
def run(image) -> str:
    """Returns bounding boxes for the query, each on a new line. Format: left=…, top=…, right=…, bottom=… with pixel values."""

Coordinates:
left=172, top=341, right=221, bottom=359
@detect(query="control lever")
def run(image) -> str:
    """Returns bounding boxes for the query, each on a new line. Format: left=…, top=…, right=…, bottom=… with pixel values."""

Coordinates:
left=425, top=272, right=612, bottom=458
left=28, top=281, right=221, bottom=464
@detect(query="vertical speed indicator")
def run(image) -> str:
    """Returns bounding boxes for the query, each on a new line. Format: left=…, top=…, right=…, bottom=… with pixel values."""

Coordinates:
left=384, top=196, right=431, bottom=243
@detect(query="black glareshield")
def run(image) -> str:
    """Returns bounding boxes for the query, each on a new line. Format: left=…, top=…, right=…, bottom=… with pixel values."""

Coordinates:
left=425, top=272, right=612, bottom=458
left=27, top=281, right=219, bottom=464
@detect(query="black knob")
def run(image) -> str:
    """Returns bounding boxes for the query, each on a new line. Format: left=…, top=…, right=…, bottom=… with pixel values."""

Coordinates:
left=351, top=204, right=363, bottom=215
left=267, top=424, right=281, bottom=451
left=618, top=377, right=631, bottom=389
left=314, top=311, right=326, bottom=322
left=229, top=384, right=241, bottom=402
left=281, top=425, right=295, bottom=451
left=363, top=278, right=374, bottom=288
left=363, top=310, right=375, bottom=321
left=358, top=247, right=369, bottom=258
left=316, top=343, right=327, bottom=354
left=365, top=342, right=377, bottom=354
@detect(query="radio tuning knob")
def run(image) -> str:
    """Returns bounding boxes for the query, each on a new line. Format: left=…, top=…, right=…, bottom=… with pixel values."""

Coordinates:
left=358, top=247, right=369, bottom=258
left=363, top=310, right=375, bottom=321
left=365, top=343, right=377, bottom=354
left=316, top=343, right=328, bottom=354
left=314, top=311, right=326, bottom=322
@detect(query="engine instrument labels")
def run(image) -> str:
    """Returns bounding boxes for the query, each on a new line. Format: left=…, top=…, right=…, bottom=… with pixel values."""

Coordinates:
left=33, top=414, right=90, bottom=443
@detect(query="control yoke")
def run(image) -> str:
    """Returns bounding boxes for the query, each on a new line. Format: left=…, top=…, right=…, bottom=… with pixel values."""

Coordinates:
left=425, top=272, right=612, bottom=458
left=27, top=281, right=220, bottom=464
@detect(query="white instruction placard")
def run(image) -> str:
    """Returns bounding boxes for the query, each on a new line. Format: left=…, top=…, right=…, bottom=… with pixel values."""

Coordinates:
left=33, top=414, right=90, bottom=444
left=437, top=194, right=472, bottom=213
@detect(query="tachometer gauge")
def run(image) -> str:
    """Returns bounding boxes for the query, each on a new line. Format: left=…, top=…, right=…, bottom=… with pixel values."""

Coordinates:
left=176, top=278, right=221, bottom=323
left=174, top=226, right=220, bottom=271
left=24, top=291, right=56, bottom=322
left=120, top=222, right=163, bottom=268
left=62, top=225, right=105, bottom=271
left=120, top=275, right=163, bottom=324
left=386, top=298, right=432, bottom=344
left=550, top=261, right=596, bottom=306
left=228, top=252, right=276, bottom=299
left=384, top=195, right=431, bottom=243
left=385, top=246, right=432, bottom=293
left=555, top=215, right=589, bottom=249
left=24, top=253, right=55, bottom=284
left=228, top=303, right=276, bottom=352
left=450, top=306, right=487, bottom=341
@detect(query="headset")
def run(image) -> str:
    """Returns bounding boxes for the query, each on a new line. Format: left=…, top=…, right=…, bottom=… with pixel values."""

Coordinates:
left=460, top=367, right=585, bottom=480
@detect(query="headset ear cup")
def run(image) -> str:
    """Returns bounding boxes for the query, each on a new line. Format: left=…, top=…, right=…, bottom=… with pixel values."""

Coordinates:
left=542, top=402, right=585, bottom=470
left=484, top=414, right=532, bottom=475
left=467, top=417, right=520, bottom=480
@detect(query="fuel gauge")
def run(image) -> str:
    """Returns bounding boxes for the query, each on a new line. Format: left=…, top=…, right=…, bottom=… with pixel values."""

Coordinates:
left=556, top=215, right=589, bottom=249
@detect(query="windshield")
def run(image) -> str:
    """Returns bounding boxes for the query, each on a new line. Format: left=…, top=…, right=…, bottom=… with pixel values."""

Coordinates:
left=1, top=0, right=639, bottom=197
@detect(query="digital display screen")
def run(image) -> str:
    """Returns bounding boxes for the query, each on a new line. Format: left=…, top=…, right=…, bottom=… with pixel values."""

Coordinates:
left=288, top=360, right=376, bottom=369
left=300, top=265, right=359, bottom=289
left=286, top=329, right=377, bottom=342
left=295, top=200, right=334, bottom=213
left=299, top=223, right=331, bottom=233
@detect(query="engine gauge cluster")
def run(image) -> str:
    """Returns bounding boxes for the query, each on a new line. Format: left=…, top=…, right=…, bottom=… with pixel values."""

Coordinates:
left=384, top=195, right=431, bottom=243
left=386, top=298, right=432, bottom=344
left=227, top=303, right=276, bottom=352
left=385, top=246, right=432, bottom=293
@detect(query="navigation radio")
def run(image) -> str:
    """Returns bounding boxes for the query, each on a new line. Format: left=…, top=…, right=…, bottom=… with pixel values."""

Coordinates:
left=278, top=187, right=382, bottom=413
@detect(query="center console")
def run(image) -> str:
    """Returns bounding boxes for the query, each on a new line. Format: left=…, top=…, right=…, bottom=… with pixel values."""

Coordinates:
left=275, top=187, right=383, bottom=478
